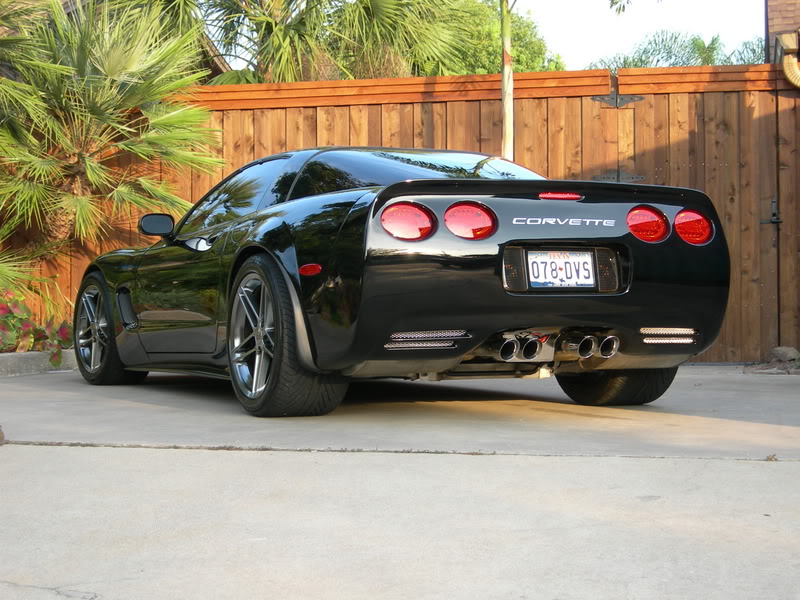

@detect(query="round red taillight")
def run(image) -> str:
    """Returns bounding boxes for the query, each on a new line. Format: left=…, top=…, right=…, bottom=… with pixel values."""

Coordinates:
left=380, top=202, right=435, bottom=241
left=443, top=202, right=497, bottom=240
left=626, top=206, right=669, bottom=243
left=674, top=210, right=713, bottom=245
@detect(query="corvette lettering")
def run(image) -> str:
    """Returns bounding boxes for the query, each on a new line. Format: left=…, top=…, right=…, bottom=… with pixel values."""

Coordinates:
left=512, top=217, right=616, bottom=226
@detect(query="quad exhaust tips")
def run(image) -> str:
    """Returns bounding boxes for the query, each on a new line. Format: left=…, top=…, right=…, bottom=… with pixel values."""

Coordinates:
left=481, top=333, right=617, bottom=363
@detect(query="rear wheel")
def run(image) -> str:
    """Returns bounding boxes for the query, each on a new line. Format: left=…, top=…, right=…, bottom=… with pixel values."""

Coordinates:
left=556, top=367, right=678, bottom=406
left=74, top=273, right=148, bottom=385
left=227, top=254, right=348, bottom=417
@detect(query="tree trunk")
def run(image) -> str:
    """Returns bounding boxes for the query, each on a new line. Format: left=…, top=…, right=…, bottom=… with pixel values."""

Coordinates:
left=500, top=0, right=514, bottom=161
left=21, top=178, right=77, bottom=261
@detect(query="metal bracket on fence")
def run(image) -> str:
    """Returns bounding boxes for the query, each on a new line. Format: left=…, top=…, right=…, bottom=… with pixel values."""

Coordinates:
left=591, top=75, right=644, bottom=108
left=592, top=169, right=645, bottom=183
left=760, top=197, right=783, bottom=225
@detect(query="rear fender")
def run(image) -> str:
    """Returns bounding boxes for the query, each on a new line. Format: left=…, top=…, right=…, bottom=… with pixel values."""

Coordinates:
left=224, top=189, right=375, bottom=372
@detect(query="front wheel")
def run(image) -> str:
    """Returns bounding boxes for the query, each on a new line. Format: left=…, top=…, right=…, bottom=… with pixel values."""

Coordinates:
left=556, top=367, right=679, bottom=406
left=227, top=254, right=348, bottom=417
left=74, top=273, right=148, bottom=385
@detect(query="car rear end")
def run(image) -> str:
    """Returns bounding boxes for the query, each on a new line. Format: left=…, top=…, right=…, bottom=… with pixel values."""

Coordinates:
left=320, top=179, right=729, bottom=379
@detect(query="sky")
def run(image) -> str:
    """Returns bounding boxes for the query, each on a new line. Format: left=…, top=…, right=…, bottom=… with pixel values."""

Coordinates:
left=516, top=0, right=766, bottom=70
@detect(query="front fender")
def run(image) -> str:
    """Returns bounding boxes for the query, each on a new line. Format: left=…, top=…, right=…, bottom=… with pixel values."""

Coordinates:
left=82, top=248, right=150, bottom=367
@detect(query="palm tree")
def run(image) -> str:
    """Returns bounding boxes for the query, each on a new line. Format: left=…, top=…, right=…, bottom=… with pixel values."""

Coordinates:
left=690, top=35, right=727, bottom=66
left=589, top=31, right=759, bottom=71
left=0, top=0, right=221, bottom=265
left=205, top=0, right=328, bottom=83
left=205, top=0, right=467, bottom=84
left=325, top=0, right=467, bottom=79
left=0, top=1, right=49, bottom=291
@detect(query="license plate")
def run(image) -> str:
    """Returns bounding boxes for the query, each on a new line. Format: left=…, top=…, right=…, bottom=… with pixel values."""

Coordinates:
left=527, top=250, right=595, bottom=288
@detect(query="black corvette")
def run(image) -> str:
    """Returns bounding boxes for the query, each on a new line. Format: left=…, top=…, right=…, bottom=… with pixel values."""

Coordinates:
left=74, top=147, right=729, bottom=416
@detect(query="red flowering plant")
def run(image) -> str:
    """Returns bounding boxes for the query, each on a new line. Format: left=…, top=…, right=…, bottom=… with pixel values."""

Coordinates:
left=0, top=290, right=73, bottom=367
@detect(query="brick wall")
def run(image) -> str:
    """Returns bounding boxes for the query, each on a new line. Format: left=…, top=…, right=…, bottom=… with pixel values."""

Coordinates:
left=767, top=0, right=800, bottom=58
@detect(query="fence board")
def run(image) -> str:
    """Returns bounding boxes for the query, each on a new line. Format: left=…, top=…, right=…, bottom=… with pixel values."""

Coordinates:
left=667, top=94, right=690, bottom=187
left=652, top=95, right=669, bottom=185
left=381, top=103, right=414, bottom=147
left=254, top=109, right=286, bottom=157
left=514, top=98, right=547, bottom=175
left=581, top=98, right=617, bottom=180
left=755, top=92, right=780, bottom=356
left=701, top=92, right=726, bottom=362
left=688, top=93, right=705, bottom=192
left=480, top=100, right=502, bottom=157
left=722, top=92, right=742, bottom=362
left=617, top=107, right=635, bottom=181
left=412, top=104, right=425, bottom=148
left=192, top=111, right=223, bottom=202
left=634, top=95, right=656, bottom=185
left=349, top=105, right=382, bottom=146
left=777, top=91, right=799, bottom=349
left=738, top=91, right=761, bottom=361
left=222, top=109, right=254, bottom=175
left=286, top=107, right=317, bottom=151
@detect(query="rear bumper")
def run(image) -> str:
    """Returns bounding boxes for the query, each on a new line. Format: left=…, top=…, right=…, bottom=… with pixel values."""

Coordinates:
left=312, top=252, right=727, bottom=375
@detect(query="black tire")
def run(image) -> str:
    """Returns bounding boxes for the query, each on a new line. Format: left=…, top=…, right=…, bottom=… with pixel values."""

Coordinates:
left=227, top=254, right=348, bottom=417
left=73, top=273, right=148, bottom=385
left=555, top=367, right=678, bottom=406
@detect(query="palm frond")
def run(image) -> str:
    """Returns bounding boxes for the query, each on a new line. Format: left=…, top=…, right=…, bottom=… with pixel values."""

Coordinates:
left=0, top=0, right=221, bottom=254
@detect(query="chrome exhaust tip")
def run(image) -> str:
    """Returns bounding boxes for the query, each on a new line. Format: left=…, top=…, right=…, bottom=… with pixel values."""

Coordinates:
left=599, top=336, right=620, bottom=358
left=497, top=338, right=520, bottom=361
left=560, top=335, right=598, bottom=359
left=519, top=338, right=542, bottom=361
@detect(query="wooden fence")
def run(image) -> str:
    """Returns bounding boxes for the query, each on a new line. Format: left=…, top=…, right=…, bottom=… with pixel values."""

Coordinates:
left=18, top=65, right=800, bottom=362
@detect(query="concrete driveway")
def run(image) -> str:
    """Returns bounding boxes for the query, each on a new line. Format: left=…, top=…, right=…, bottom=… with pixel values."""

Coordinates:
left=1, top=365, right=798, bottom=599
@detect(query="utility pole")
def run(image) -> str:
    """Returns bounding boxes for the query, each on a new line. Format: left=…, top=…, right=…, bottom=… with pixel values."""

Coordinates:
left=500, top=0, right=515, bottom=160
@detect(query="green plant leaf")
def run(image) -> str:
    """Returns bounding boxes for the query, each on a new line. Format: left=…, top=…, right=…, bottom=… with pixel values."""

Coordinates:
left=56, top=321, right=73, bottom=347
left=0, top=328, right=16, bottom=350
left=16, top=332, right=33, bottom=352
left=10, top=301, right=32, bottom=318
left=49, top=346, right=63, bottom=367
left=19, top=319, right=36, bottom=334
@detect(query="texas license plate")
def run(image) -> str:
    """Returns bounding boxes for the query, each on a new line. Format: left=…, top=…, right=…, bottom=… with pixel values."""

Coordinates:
left=527, top=250, right=595, bottom=288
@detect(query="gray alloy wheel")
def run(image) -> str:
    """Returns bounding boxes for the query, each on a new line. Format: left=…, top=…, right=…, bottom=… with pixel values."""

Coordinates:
left=226, top=254, right=348, bottom=417
left=75, top=284, right=109, bottom=373
left=229, top=272, right=276, bottom=399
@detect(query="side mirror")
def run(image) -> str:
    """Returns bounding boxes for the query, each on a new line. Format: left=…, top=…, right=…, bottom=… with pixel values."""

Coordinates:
left=138, top=213, right=175, bottom=238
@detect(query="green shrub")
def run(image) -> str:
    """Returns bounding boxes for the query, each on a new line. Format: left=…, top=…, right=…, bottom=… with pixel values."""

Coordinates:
left=0, top=289, right=72, bottom=366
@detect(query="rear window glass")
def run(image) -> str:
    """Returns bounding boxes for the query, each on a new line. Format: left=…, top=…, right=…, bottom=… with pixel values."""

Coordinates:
left=289, top=150, right=543, bottom=200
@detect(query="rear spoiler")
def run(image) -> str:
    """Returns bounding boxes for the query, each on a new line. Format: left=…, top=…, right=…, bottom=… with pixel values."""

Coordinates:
left=375, top=178, right=716, bottom=215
